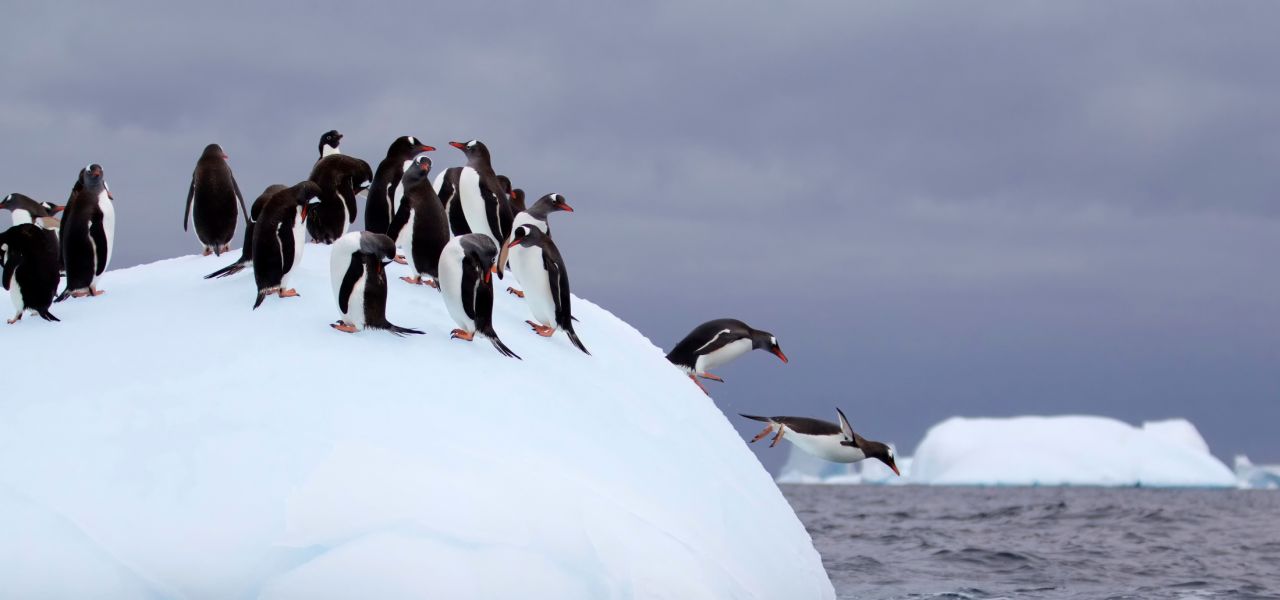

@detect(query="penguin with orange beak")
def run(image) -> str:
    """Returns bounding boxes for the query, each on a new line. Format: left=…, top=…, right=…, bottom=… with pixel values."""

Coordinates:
left=437, top=233, right=520, bottom=358
left=665, top=318, right=788, bottom=394
left=251, top=182, right=322, bottom=309
left=739, top=409, right=900, bottom=476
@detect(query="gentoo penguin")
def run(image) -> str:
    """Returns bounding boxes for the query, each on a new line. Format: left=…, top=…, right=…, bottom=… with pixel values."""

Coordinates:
left=434, top=140, right=514, bottom=250
left=739, top=409, right=900, bottom=475
left=204, top=184, right=286, bottom=279
left=366, top=136, right=435, bottom=235
left=329, top=231, right=423, bottom=336
left=57, top=164, right=115, bottom=300
left=387, top=156, right=450, bottom=288
left=497, top=193, right=572, bottom=297
left=1, top=194, right=64, bottom=229
left=0, top=224, right=61, bottom=324
left=252, top=181, right=322, bottom=308
left=318, top=130, right=343, bottom=158
left=509, top=187, right=527, bottom=214
left=666, top=318, right=788, bottom=394
left=184, top=143, right=249, bottom=256
left=307, top=154, right=372, bottom=244
left=438, top=233, right=520, bottom=358
left=504, top=225, right=589, bottom=354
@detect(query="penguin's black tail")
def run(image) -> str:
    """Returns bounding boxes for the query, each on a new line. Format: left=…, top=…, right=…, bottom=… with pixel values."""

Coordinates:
left=372, top=320, right=425, bottom=337
left=252, top=290, right=268, bottom=310
left=485, top=330, right=521, bottom=359
left=739, top=414, right=772, bottom=424
left=36, top=308, right=60, bottom=322
left=204, top=260, right=248, bottom=280
left=54, top=288, right=72, bottom=303
left=565, top=325, right=590, bottom=355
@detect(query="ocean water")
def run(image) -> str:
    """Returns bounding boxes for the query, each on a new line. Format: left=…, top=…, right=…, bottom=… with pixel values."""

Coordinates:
left=782, top=485, right=1280, bottom=600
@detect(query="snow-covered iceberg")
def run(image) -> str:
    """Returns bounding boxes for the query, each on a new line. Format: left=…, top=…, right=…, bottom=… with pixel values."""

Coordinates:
left=908, top=416, right=1236, bottom=487
left=1235, top=455, right=1280, bottom=490
left=0, top=247, right=833, bottom=599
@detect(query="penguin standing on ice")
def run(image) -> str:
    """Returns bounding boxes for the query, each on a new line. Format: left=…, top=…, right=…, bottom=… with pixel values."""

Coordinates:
left=252, top=181, right=322, bottom=308
left=387, top=156, right=450, bottom=288
left=666, top=318, right=788, bottom=394
left=57, top=164, right=115, bottom=300
left=2, top=194, right=63, bottom=230
left=307, top=154, right=372, bottom=244
left=366, top=136, right=434, bottom=235
left=329, top=231, right=423, bottom=336
left=438, top=233, right=520, bottom=358
left=184, top=143, right=249, bottom=256
left=503, top=225, right=589, bottom=354
left=435, top=140, right=514, bottom=249
left=204, top=184, right=287, bottom=279
left=497, top=193, right=572, bottom=297
left=1, top=224, right=61, bottom=324
left=739, top=409, right=900, bottom=475
left=318, top=130, right=343, bottom=158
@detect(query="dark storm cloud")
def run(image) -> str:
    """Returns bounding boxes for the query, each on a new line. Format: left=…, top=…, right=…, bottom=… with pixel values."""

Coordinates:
left=2, top=2, right=1277, bottom=472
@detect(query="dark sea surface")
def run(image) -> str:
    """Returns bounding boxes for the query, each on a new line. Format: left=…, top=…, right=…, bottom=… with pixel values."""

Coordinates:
left=782, top=485, right=1280, bottom=600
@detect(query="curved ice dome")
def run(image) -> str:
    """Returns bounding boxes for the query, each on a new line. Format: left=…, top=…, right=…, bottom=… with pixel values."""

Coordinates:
left=0, top=248, right=833, bottom=599
left=908, top=416, right=1236, bottom=487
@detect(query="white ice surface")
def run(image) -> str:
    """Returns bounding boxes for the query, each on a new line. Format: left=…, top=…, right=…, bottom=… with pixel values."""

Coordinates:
left=908, top=416, right=1236, bottom=487
left=0, top=246, right=832, bottom=599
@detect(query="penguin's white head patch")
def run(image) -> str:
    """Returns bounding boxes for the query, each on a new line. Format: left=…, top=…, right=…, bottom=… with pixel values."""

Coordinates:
left=466, top=140, right=477, bottom=148
left=408, top=136, right=418, bottom=145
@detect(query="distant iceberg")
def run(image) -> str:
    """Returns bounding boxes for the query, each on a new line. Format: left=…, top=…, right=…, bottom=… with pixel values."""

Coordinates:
left=1235, top=455, right=1280, bottom=490
left=908, top=416, right=1236, bottom=487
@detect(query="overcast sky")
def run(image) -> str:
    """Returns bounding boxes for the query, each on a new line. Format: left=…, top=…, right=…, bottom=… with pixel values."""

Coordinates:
left=3, top=2, right=1278, bottom=472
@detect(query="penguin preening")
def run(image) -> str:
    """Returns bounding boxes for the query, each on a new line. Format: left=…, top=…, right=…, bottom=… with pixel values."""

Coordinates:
left=57, top=164, right=115, bottom=301
left=1, top=194, right=64, bottom=230
left=739, top=409, right=900, bottom=475
left=435, top=140, right=514, bottom=252
left=504, top=225, right=589, bottom=354
left=318, top=130, right=343, bottom=158
left=1, top=224, right=61, bottom=324
left=366, top=136, right=435, bottom=235
left=498, top=193, right=573, bottom=298
left=252, top=181, right=322, bottom=309
left=666, top=318, right=788, bottom=394
left=184, top=143, right=249, bottom=256
left=307, top=154, right=372, bottom=244
left=438, top=233, right=520, bottom=359
left=387, top=156, right=450, bottom=288
left=204, top=184, right=287, bottom=280
left=329, top=231, right=423, bottom=336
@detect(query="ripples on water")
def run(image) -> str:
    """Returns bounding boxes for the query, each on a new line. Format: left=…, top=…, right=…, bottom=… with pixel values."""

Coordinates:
left=781, top=485, right=1280, bottom=600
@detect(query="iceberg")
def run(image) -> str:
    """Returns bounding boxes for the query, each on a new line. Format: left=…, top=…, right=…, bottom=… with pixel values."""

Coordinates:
left=0, top=248, right=833, bottom=599
left=908, top=416, right=1236, bottom=487
left=1235, top=455, right=1280, bottom=490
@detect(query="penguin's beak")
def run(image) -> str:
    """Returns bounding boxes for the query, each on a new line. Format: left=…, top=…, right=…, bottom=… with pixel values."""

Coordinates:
left=420, top=145, right=436, bottom=152
left=222, top=153, right=229, bottom=160
left=484, top=266, right=493, bottom=283
left=889, top=462, right=901, bottom=476
left=496, top=242, right=511, bottom=274
left=559, top=201, right=574, bottom=212
left=49, top=204, right=65, bottom=214
left=772, top=347, right=789, bottom=363
left=449, top=141, right=467, bottom=150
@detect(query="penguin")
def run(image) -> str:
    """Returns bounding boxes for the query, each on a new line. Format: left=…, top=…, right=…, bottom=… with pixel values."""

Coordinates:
left=0, top=224, right=61, bottom=324
left=329, top=231, right=423, bottom=336
left=496, top=193, right=571, bottom=297
left=1, top=193, right=64, bottom=230
left=739, top=409, right=900, bottom=475
left=57, top=164, right=115, bottom=300
left=437, top=233, right=520, bottom=359
left=204, top=184, right=286, bottom=280
left=318, top=130, right=343, bottom=158
left=503, top=225, right=589, bottom=354
left=252, top=181, right=322, bottom=308
left=434, top=140, right=514, bottom=250
left=184, top=143, right=249, bottom=256
left=509, top=187, right=527, bottom=214
left=307, top=154, right=372, bottom=244
left=387, top=155, right=450, bottom=288
left=665, top=318, right=788, bottom=394
left=366, top=136, right=435, bottom=235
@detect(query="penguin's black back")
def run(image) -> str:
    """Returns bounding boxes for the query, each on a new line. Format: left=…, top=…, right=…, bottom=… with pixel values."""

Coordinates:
left=59, top=184, right=104, bottom=293
left=187, top=147, right=241, bottom=250
left=251, top=188, right=302, bottom=292
left=307, top=155, right=371, bottom=244
left=1, top=224, right=60, bottom=317
left=665, top=318, right=753, bottom=367
left=389, top=172, right=450, bottom=279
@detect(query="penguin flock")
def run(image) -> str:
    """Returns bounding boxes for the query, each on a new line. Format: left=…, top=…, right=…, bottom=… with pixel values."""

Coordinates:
left=0, top=130, right=897, bottom=475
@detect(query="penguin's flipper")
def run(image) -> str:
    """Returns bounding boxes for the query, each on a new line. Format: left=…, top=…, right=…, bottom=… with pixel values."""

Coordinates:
left=460, top=258, right=481, bottom=322
left=337, top=255, right=363, bottom=316
left=89, top=213, right=109, bottom=276
left=480, top=178, right=506, bottom=242
left=277, top=222, right=295, bottom=277
left=341, top=180, right=359, bottom=224
left=183, top=177, right=195, bottom=231
left=1, top=248, right=18, bottom=290
left=231, top=175, right=251, bottom=225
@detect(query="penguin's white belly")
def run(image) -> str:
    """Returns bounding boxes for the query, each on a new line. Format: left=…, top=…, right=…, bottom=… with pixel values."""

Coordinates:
left=9, top=266, right=23, bottom=313
left=344, top=272, right=367, bottom=329
left=510, top=212, right=547, bottom=237
left=438, top=243, right=473, bottom=331
left=99, top=192, right=115, bottom=272
left=696, top=338, right=753, bottom=374
left=784, top=432, right=867, bottom=463
left=398, top=209, right=418, bottom=273
left=458, top=168, right=496, bottom=243
left=432, top=171, right=445, bottom=195
left=283, top=214, right=305, bottom=288
left=511, top=245, right=556, bottom=326
left=10, top=209, right=32, bottom=227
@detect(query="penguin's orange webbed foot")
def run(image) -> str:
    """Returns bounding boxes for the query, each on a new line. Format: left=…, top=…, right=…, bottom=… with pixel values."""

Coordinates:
left=400, top=276, right=422, bottom=285
left=690, top=374, right=710, bottom=396
left=393, top=255, right=408, bottom=265
left=750, top=424, right=774, bottom=443
left=450, top=329, right=475, bottom=341
left=279, top=289, right=299, bottom=298
left=425, top=279, right=439, bottom=289
left=330, top=322, right=358, bottom=333
left=507, top=287, right=525, bottom=298
left=6, top=315, right=20, bottom=325
left=700, top=372, right=725, bottom=383
left=202, top=248, right=212, bottom=256
left=526, top=320, right=555, bottom=337
left=770, top=426, right=786, bottom=448
left=90, top=288, right=106, bottom=297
